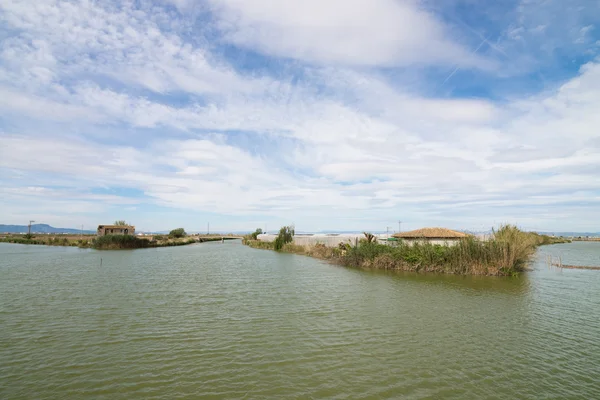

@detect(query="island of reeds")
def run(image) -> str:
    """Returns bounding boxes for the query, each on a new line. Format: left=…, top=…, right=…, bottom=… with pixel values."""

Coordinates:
left=243, top=225, right=570, bottom=276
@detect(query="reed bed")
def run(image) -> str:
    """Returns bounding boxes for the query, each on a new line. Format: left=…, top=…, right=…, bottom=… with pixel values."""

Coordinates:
left=245, top=225, right=569, bottom=276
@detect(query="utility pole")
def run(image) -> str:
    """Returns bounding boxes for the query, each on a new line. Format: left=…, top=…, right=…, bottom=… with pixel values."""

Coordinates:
left=207, top=222, right=210, bottom=235
left=386, top=226, right=391, bottom=238
left=28, top=220, right=35, bottom=236
left=398, top=220, right=402, bottom=233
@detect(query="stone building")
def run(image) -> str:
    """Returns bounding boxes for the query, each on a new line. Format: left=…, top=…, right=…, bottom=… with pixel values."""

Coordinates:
left=97, top=224, right=135, bottom=236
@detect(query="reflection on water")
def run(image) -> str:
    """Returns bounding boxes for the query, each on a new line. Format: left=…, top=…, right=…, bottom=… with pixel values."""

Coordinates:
left=371, top=268, right=531, bottom=295
left=1, top=241, right=600, bottom=399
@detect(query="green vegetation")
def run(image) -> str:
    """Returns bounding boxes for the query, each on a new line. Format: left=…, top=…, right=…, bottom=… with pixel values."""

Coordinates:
left=243, top=239, right=275, bottom=249
left=169, top=228, right=186, bottom=238
left=0, top=233, right=198, bottom=250
left=0, top=232, right=243, bottom=249
left=92, top=235, right=151, bottom=250
left=153, top=238, right=197, bottom=247
left=92, top=234, right=200, bottom=249
left=244, top=225, right=571, bottom=276
left=114, top=220, right=128, bottom=226
left=274, top=225, right=294, bottom=250
left=0, top=235, right=92, bottom=247
left=0, top=236, right=45, bottom=245
left=250, top=228, right=263, bottom=240
left=363, top=232, right=376, bottom=244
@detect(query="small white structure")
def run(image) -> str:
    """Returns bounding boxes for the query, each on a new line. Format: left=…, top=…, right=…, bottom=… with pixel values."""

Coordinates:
left=392, top=227, right=469, bottom=246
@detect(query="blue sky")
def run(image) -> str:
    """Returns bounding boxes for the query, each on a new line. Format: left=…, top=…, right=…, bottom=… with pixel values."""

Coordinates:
left=0, top=0, right=599, bottom=233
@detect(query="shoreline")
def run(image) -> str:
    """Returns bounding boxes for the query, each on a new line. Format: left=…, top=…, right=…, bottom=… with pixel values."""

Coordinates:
left=243, top=228, right=570, bottom=277
left=0, top=235, right=239, bottom=250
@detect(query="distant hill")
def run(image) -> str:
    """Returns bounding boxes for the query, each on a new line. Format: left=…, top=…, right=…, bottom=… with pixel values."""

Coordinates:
left=0, top=224, right=95, bottom=234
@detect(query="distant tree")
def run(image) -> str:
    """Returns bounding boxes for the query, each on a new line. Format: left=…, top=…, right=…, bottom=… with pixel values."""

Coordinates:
left=274, top=225, right=294, bottom=250
left=251, top=228, right=263, bottom=240
left=114, top=220, right=127, bottom=226
left=169, top=228, right=186, bottom=238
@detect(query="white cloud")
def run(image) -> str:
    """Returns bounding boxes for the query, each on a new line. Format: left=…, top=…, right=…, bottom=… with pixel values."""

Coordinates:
left=0, top=86, right=99, bottom=121
left=208, top=0, right=492, bottom=68
left=576, top=25, right=595, bottom=44
left=0, top=0, right=268, bottom=96
left=2, top=52, right=599, bottom=231
left=0, top=0, right=599, bottom=231
left=501, top=0, right=600, bottom=72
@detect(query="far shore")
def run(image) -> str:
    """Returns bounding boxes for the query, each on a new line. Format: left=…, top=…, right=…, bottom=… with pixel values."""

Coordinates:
left=0, top=233, right=241, bottom=250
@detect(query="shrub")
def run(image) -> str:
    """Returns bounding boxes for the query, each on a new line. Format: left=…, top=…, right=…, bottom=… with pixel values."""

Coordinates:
left=169, top=228, right=186, bottom=238
left=250, top=228, right=263, bottom=240
left=274, top=226, right=294, bottom=251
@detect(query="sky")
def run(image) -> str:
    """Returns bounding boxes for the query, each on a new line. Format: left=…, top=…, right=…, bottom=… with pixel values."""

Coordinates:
left=0, top=0, right=599, bottom=233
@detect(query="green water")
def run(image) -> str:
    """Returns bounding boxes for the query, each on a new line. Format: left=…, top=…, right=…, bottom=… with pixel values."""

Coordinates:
left=1, top=241, right=600, bottom=399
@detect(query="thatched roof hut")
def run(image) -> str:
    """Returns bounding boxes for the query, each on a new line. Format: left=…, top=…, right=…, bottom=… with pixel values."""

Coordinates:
left=392, top=227, right=469, bottom=239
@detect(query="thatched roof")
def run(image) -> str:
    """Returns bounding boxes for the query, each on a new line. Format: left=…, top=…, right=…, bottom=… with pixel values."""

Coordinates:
left=392, top=227, right=469, bottom=239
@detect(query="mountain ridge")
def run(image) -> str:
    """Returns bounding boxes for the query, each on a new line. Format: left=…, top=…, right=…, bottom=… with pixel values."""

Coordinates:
left=0, top=224, right=96, bottom=234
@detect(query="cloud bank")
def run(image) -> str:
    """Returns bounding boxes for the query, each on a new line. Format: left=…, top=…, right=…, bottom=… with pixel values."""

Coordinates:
left=0, top=0, right=599, bottom=232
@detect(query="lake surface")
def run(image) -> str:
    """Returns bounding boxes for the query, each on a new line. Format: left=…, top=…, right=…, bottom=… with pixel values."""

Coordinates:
left=2, top=241, right=600, bottom=399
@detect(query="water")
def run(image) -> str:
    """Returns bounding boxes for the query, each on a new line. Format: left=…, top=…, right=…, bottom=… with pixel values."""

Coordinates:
left=1, top=241, right=600, bottom=399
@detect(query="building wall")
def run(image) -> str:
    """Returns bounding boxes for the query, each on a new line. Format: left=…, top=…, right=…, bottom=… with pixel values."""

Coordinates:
left=97, top=226, right=135, bottom=236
